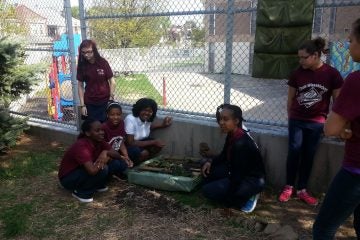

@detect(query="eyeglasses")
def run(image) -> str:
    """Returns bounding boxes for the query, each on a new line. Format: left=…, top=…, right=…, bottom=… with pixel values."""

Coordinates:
left=81, top=50, right=93, bottom=55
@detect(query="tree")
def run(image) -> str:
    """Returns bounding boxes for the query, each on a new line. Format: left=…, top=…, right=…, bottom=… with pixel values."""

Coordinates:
left=184, top=20, right=205, bottom=47
left=0, top=1, right=27, bottom=38
left=0, top=37, right=43, bottom=152
left=87, top=0, right=170, bottom=48
left=71, top=6, right=80, bottom=20
left=191, top=25, right=205, bottom=47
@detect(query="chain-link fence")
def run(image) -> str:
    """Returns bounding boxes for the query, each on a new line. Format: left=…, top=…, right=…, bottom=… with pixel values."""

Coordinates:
left=5, top=0, right=360, bottom=129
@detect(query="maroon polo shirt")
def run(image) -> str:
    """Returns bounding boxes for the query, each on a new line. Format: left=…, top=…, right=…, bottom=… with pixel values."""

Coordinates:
left=288, top=64, right=343, bottom=123
left=332, top=71, right=360, bottom=169
left=102, top=120, right=126, bottom=152
left=77, top=57, right=113, bottom=104
left=58, top=137, right=111, bottom=178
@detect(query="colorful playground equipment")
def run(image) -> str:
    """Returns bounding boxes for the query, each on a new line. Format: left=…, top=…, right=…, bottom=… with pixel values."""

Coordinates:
left=48, top=33, right=81, bottom=120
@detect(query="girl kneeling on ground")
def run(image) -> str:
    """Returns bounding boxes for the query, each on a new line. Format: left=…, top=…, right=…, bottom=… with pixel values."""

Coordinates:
left=201, top=104, right=266, bottom=213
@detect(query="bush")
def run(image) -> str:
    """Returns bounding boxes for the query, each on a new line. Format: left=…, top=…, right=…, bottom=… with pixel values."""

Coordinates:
left=0, top=37, right=42, bottom=152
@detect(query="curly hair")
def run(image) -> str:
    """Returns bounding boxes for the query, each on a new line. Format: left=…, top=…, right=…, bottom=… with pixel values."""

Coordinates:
left=132, top=98, right=158, bottom=122
left=216, top=104, right=244, bottom=128
left=353, top=18, right=360, bottom=42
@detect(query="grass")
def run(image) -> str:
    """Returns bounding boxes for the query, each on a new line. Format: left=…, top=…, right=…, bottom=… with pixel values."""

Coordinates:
left=0, top=147, right=65, bottom=238
left=115, top=73, right=162, bottom=104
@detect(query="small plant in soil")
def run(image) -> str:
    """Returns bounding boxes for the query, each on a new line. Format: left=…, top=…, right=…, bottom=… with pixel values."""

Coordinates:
left=137, top=155, right=202, bottom=177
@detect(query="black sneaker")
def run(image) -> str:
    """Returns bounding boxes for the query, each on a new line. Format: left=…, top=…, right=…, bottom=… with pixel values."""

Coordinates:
left=72, top=190, right=93, bottom=203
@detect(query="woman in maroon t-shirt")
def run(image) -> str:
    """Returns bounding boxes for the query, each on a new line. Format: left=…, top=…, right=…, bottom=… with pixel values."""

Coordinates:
left=77, top=39, right=115, bottom=122
left=313, top=18, right=360, bottom=239
left=278, top=37, right=343, bottom=206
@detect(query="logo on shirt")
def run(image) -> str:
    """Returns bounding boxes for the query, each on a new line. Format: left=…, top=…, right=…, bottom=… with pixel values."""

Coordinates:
left=297, top=84, right=328, bottom=108
left=97, top=68, right=105, bottom=76
left=108, top=136, right=123, bottom=151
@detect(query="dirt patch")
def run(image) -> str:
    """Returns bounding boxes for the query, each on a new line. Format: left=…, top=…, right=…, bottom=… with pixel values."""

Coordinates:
left=115, top=185, right=183, bottom=218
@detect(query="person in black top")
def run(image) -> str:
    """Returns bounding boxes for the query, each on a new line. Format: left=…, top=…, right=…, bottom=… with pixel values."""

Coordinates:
left=201, top=104, right=265, bottom=213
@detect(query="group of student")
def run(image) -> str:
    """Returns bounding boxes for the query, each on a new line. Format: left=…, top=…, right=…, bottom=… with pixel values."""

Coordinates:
left=58, top=18, right=360, bottom=239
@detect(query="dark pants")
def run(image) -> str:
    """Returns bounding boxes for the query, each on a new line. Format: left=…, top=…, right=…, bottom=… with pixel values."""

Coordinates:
left=59, top=159, right=127, bottom=197
left=85, top=102, right=108, bottom=122
left=126, top=137, right=161, bottom=165
left=313, top=168, right=360, bottom=239
left=286, top=119, right=323, bottom=189
left=202, top=163, right=265, bottom=208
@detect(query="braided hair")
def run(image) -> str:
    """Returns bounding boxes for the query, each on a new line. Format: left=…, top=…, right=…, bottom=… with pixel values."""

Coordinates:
left=106, top=102, right=122, bottom=113
left=78, top=118, right=99, bottom=139
left=216, top=104, right=244, bottom=128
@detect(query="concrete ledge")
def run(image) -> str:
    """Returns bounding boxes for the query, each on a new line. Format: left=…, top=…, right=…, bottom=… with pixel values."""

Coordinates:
left=26, top=120, right=78, bottom=145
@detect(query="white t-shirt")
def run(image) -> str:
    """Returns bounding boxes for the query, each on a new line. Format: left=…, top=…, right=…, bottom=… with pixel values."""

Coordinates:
left=124, top=114, right=151, bottom=140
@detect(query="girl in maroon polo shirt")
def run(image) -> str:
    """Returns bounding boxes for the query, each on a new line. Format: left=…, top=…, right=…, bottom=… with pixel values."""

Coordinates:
left=102, top=102, right=132, bottom=166
left=58, top=119, right=131, bottom=203
left=279, top=37, right=343, bottom=206
left=77, top=39, right=115, bottom=122
left=313, top=18, right=360, bottom=239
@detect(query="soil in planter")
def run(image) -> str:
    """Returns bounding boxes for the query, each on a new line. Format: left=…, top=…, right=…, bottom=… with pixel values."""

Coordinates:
left=137, top=156, right=202, bottom=177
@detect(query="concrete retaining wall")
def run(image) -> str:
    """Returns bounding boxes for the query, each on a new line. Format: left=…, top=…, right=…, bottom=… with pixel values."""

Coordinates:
left=28, top=115, right=345, bottom=194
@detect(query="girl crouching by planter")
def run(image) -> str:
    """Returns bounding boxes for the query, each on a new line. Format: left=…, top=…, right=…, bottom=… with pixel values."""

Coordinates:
left=58, top=119, right=133, bottom=203
left=201, top=104, right=266, bottom=213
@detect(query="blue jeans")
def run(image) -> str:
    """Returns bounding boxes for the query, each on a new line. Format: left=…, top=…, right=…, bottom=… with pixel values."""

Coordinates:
left=286, top=119, right=323, bottom=189
left=59, top=159, right=127, bottom=197
left=84, top=102, right=108, bottom=122
left=202, top=163, right=265, bottom=208
left=313, top=168, right=360, bottom=239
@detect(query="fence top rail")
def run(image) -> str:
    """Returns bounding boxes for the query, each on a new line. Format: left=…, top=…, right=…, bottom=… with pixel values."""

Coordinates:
left=84, top=1, right=359, bottom=20
left=84, top=8, right=257, bottom=20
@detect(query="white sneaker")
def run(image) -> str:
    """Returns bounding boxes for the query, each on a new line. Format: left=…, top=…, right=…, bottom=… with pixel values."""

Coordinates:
left=96, top=186, right=109, bottom=192
left=72, top=190, right=93, bottom=203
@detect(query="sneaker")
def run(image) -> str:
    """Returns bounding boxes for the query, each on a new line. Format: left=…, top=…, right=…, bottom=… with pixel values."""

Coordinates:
left=297, top=189, right=318, bottom=206
left=96, top=186, right=109, bottom=192
left=241, top=194, right=259, bottom=213
left=72, top=190, right=93, bottom=203
left=278, top=185, right=294, bottom=202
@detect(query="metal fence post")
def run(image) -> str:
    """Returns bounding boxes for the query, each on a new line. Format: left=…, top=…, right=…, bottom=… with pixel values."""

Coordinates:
left=64, top=0, right=81, bottom=130
left=79, top=0, right=87, bottom=40
left=224, top=0, right=235, bottom=104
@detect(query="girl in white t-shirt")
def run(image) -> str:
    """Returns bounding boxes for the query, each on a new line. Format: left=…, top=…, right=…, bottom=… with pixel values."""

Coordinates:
left=124, top=98, right=172, bottom=165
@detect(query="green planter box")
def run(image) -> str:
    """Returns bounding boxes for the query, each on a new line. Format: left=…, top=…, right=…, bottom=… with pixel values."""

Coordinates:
left=127, top=156, right=202, bottom=192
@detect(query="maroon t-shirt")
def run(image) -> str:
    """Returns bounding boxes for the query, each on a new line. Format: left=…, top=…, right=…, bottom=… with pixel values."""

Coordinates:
left=332, top=71, right=360, bottom=169
left=58, top=137, right=111, bottom=178
left=288, top=64, right=343, bottom=123
left=77, top=57, right=114, bottom=104
left=102, top=120, right=126, bottom=152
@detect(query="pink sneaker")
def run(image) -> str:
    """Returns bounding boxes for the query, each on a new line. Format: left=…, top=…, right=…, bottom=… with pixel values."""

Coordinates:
left=297, top=189, right=318, bottom=206
left=278, top=185, right=294, bottom=202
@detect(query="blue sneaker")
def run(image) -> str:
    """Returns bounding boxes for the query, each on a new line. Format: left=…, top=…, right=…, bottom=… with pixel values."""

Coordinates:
left=241, top=194, right=259, bottom=213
